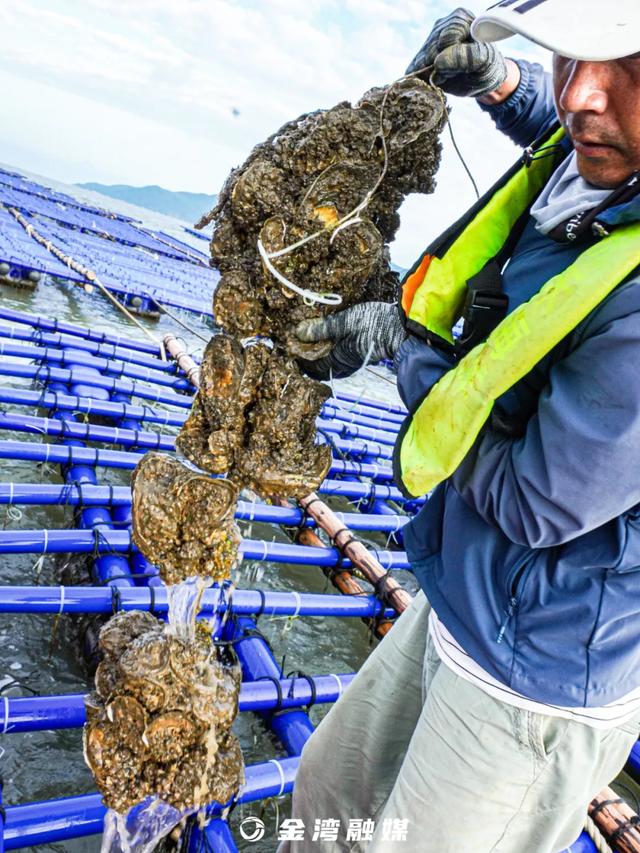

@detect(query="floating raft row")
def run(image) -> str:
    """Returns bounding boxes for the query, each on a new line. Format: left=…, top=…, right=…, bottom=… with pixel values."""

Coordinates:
left=0, top=300, right=412, bottom=851
left=0, top=167, right=216, bottom=317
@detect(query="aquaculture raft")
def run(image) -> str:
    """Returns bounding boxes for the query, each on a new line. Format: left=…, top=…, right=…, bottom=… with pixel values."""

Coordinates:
left=0, top=172, right=638, bottom=853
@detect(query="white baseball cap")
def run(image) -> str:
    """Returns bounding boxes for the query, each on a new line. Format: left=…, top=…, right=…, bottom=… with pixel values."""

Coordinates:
left=471, top=0, right=640, bottom=62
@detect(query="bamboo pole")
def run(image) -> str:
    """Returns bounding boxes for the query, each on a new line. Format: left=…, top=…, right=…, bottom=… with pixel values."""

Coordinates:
left=163, top=334, right=202, bottom=387
left=163, top=333, right=407, bottom=622
left=273, top=496, right=394, bottom=639
left=589, top=786, right=640, bottom=853
left=8, top=208, right=163, bottom=354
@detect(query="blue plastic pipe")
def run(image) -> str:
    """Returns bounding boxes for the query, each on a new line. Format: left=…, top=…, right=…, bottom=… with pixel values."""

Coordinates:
left=1, top=673, right=355, bottom=733
left=0, top=530, right=411, bottom=569
left=0, top=411, right=392, bottom=461
left=0, top=385, right=399, bottom=449
left=0, top=585, right=396, bottom=618
left=2, top=757, right=300, bottom=849
left=336, top=391, right=406, bottom=416
left=564, top=834, right=598, bottom=853
left=1, top=361, right=407, bottom=440
left=0, top=305, right=160, bottom=355
left=0, top=337, right=185, bottom=382
left=0, top=439, right=395, bottom=482
left=0, top=349, right=189, bottom=393
left=0, top=323, right=170, bottom=372
left=0, top=484, right=410, bottom=533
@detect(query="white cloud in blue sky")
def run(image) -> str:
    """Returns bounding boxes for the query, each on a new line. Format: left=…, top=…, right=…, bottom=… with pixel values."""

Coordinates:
left=0, top=0, right=549, bottom=266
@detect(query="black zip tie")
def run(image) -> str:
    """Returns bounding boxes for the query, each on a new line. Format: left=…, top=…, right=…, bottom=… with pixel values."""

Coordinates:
left=33, top=364, right=51, bottom=386
left=59, top=416, right=75, bottom=439
left=128, top=429, right=141, bottom=451
left=301, top=497, right=324, bottom=515
left=257, top=675, right=283, bottom=713
left=373, top=570, right=394, bottom=600
left=286, top=670, right=317, bottom=710
left=148, top=584, right=156, bottom=615
left=255, top=588, right=267, bottom=620
left=111, top=586, right=122, bottom=614
left=609, top=815, right=640, bottom=844
left=590, top=797, right=623, bottom=819
left=92, top=526, right=102, bottom=559
left=332, top=528, right=360, bottom=553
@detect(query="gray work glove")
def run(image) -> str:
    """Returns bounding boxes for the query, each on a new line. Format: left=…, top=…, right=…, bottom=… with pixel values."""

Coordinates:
left=406, top=7, right=508, bottom=98
left=295, top=302, right=407, bottom=380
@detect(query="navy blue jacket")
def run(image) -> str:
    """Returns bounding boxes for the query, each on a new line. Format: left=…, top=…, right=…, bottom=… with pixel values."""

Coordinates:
left=396, top=60, right=640, bottom=708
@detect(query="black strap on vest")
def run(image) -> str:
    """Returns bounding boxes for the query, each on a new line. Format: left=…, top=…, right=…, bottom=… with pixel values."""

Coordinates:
left=455, top=260, right=508, bottom=356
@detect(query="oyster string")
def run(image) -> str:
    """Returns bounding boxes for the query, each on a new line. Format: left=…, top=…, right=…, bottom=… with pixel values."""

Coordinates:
left=258, top=64, right=447, bottom=307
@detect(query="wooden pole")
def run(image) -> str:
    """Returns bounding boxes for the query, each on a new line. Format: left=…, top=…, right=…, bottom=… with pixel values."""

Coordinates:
left=9, top=208, right=163, bottom=353
left=589, top=786, right=640, bottom=853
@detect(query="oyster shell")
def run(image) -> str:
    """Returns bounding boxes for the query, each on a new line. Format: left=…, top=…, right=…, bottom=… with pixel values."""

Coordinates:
left=131, top=452, right=240, bottom=585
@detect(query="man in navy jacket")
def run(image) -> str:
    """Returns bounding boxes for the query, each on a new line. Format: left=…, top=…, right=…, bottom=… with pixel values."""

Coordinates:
left=282, top=2, right=640, bottom=850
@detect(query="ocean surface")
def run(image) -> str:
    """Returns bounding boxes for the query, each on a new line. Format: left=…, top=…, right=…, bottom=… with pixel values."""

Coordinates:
left=0, top=173, right=410, bottom=852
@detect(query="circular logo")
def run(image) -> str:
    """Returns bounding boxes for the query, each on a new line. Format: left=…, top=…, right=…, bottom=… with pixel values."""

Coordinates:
left=239, top=816, right=266, bottom=842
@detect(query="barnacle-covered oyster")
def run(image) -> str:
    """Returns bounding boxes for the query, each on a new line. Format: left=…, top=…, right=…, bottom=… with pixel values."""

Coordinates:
left=176, top=334, right=332, bottom=499
left=198, top=77, right=445, bottom=355
left=131, top=452, right=240, bottom=585
left=84, top=611, right=244, bottom=813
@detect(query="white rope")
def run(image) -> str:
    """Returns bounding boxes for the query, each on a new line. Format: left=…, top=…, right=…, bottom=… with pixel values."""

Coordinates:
left=42, top=529, right=48, bottom=555
left=2, top=695, right=10, bottom=733
left=291, top=590, right=302, bottom=619
left=329, top=673, right=344, bottom=699
left=584, top=815, right=613, bottom=853
left=58, top=585, right=65, bottom=616
left=257, top=238, right=342, bottom=307
left=257, top=69, right=446, bottom=309
left=267, top=759, right=286, bottom=797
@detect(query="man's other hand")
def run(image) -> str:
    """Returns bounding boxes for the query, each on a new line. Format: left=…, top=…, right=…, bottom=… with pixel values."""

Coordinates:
left=295, top=302, right=407, bottom=380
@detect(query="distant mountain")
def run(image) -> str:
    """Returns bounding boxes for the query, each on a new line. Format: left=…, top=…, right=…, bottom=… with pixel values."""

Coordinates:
left=77, top=183, right=216, bottom=225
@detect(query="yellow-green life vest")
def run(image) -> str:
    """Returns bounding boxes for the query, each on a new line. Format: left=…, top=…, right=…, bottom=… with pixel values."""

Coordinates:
left=394, top=127, right=640, bottom=499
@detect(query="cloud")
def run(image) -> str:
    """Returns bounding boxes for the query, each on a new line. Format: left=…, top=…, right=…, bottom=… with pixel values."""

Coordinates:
left=0, top=0, right=552, bottom=264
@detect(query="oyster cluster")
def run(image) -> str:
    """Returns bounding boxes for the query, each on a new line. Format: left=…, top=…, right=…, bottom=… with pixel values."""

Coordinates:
left=198, top=77, right=445, bottom=358
left=131, top=78, right=444, bottom=587
left=177, top=335, right=332, bottom=497
left=131, top=452, right=240, bottom=585
left=84, top=611, right=244, bottom=813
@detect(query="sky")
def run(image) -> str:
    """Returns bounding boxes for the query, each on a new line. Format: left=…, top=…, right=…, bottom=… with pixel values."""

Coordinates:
left=0, top=0, right=549, bottom=266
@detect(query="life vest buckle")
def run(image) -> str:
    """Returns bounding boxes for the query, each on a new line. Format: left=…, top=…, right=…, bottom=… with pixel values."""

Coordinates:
left=456, top=262, right=509, bottom=357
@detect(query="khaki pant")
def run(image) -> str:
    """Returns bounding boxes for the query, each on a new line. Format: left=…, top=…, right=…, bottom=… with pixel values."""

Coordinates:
left=278, top=592, right=640, bottom=852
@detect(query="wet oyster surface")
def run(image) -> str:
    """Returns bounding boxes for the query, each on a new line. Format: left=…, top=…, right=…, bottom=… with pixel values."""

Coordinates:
left=84, top=611, right=244, bottom=813
left=131, top=452, right=240, bottom=586
left=177, top=335, right=332, bottom=499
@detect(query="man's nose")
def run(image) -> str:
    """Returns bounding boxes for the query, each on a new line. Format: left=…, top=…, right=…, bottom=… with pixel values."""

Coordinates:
left=557, top=60, right=610, bottom=115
